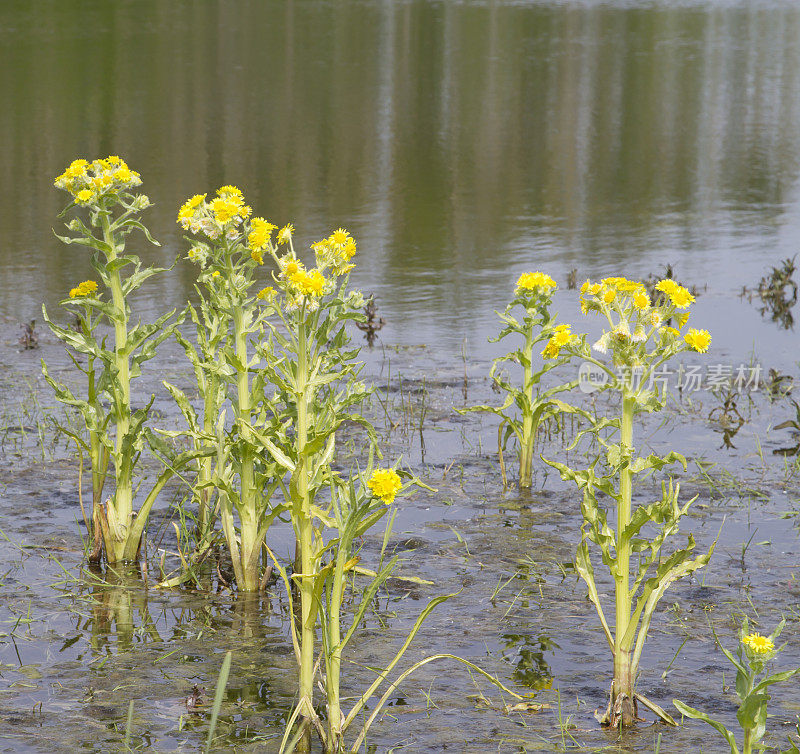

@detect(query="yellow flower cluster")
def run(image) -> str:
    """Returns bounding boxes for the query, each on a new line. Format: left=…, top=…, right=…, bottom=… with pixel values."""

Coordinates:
left=68, top=280, right=99, bottom=298
left=367, top=468, right=402, bottom=505
left=655, top=279, right=695, bottom=309
left=276, top=256, right=328, bottom=303
left=290, top=268, right=326, bottom=297
left=312, top=227, right=357, bottom=276
left=542, top=324, right=575, bottom=359
left=580, top=276, right=649, bottom=314
left=54, top=156, right=143, bottom=204
left=742, top=633, right=774, bottom=654
left=684, top=328, right=711, bottom=353
left=516, top=272, right=557, bottom=294
left=178, top=186, right=253, bottom=240
left=248, top=218, right=276, bottom=253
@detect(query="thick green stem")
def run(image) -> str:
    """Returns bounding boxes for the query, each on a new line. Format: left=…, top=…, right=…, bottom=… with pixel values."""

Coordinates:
left=326, top=567, right=345, bottom=751
left=233, top=304, right=259, bottom=592
left=519, top=321, right=535, bottom=488
left=743, top=728, right=752, bottom=754
left=101, top=213, right=132, bottom=563
left=296, top=316, right=315, bottom=753
left=614, top=393, right=636, bottom=706
left=197, top=374, right=219, bottom=539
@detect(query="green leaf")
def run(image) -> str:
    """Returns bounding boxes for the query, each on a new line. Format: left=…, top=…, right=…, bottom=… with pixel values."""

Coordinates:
left=737, top=692, right=768, bottom=743
left=672, top=699, right=739, bottom=754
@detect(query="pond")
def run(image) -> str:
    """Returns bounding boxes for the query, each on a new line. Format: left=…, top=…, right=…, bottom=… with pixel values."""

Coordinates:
left=1, top=1, right=799, bottom=752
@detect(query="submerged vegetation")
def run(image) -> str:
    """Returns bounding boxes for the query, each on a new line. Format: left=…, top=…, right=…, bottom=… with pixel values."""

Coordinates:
left=0, top=157, right=792, bottom=751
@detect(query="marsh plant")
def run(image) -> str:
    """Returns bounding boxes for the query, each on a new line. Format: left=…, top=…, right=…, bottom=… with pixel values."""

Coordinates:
left=43, top=157, right=192, bottom=564
left=162, top=187, right=291, bottom=592
left=546, top=276, right=714, bottom=727
left=674, top=620, right=800, bottom=754
left=462, top=272, right=576, bottom=488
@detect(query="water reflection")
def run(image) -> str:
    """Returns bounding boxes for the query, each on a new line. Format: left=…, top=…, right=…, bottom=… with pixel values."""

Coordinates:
left=501, top=631, right=558, bottom=691
left=2, top=1, right=800, bottom=351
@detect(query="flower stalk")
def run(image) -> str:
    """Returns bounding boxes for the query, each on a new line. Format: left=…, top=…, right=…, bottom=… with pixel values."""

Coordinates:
left=461, top=272, right=577, bottom=488
left=45, top=157, right=185, bottom=565
left=546, top=276, right=715, bottom=727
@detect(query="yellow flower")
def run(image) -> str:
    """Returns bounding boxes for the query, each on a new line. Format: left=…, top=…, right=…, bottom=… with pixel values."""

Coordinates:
left=516, top=271, right=557, bottom=293
left=251, top=249, right=264, bottom=265
left=633, top=291, right=650, bottom=309
left=277, top=223, right=294, bottom=244
left=670, top=286, right=695, bottom=309
left=289, top=268, right=326, bottom=297
left=656, top=279, right=695, bottom=309
left=742, top=633, right=774, bottom=654
left=257, top=286, right=276, bottom=301
left=68, top=280, right=98, bottom=298
left=542, top=324, right=574, bottom=358
left=330, top=227, right=350, bottom=246
left=684, top=328, right=711, bottom=353
left=211, top=271, right=221, bottom=278
left=178, top=193, right=206, bottom=223
left=367, top=469, right=402, bottom=505
left=115, top=166, right=132, bottom=182
left=76, top=189, right=94, bottom=204
left=248, top=217, right=275, bottom=250
left=211, top=197, right=240, bottom=224
left=281, top=258, right=304, bottom=278
left=655, top=279, right=678, bottom=295
left=341, top=238, right=357, bottom=260
left=217, top=185, right=243, bottom=199
left=602, top=288, right=616, bottom=304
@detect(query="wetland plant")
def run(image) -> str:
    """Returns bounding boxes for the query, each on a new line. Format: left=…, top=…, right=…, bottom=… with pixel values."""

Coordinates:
left=43, top=157, right=189, bottom=564
left=674, top=620, right=800, bottom=754
left=546, top=276, right=714, bottom=727
left=162, top=187, right=288, bottom=592
left=461, top=272, right=576, bottom=488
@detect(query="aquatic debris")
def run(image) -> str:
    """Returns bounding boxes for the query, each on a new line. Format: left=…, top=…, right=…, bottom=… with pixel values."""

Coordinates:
left=355, top=293, right=385, bottom=346
left=743, top=256, right=798, bottom=329
left=708, top=383, right=746, bottom=449
left=17, top=319, right=38, bottom=350
left=774, top=398, right=800, bottom=457
left=566, top=268, right=578, bottom=289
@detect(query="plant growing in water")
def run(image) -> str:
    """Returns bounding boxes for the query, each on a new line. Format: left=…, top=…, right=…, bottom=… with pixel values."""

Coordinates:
left=44, top=157, right=188, bottom=564
left=461, top=272, right=576, bottom=488
left=545, top=276, right=715, bottom=727
left=228, top=227, right=522, bottom=752
left=162, top=187, right=289, bottom=592
left=674, top=620, right=800, bottom=754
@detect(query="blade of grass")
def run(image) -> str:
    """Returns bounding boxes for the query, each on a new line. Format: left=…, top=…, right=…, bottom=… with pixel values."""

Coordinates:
left=204, top=650, right=232, bottom=754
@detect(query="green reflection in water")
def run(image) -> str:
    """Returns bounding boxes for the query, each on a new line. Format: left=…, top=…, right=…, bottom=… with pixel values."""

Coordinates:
left=2, top=0, right=800, bottom=341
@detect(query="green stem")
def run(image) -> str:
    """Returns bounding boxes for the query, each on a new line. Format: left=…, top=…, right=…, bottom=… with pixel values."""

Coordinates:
left=232, top=303, right=259, bottom=592
left=198, top=372, right=219, bottom=540
left=101, top=212, right=132, bottom=563
left=327, top=550, right=346, bottom=751
left=296, top=314, right=315, bottom=753
left=743, top=728, right=752, bottom=754
left=519, top=319, right=535, bottom=488
left=614, top=393, right=636, bottom=706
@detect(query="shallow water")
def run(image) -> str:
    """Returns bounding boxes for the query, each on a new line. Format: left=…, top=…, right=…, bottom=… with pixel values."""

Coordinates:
left=1, top=0, right=800, bottom=752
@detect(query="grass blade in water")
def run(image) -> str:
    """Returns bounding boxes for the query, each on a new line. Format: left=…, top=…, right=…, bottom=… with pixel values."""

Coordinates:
left=204, top=650, right=232, bottom=753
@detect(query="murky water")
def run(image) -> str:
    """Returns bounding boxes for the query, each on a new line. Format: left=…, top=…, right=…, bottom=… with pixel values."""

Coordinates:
left=1, top=0, right=800, bottom=752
